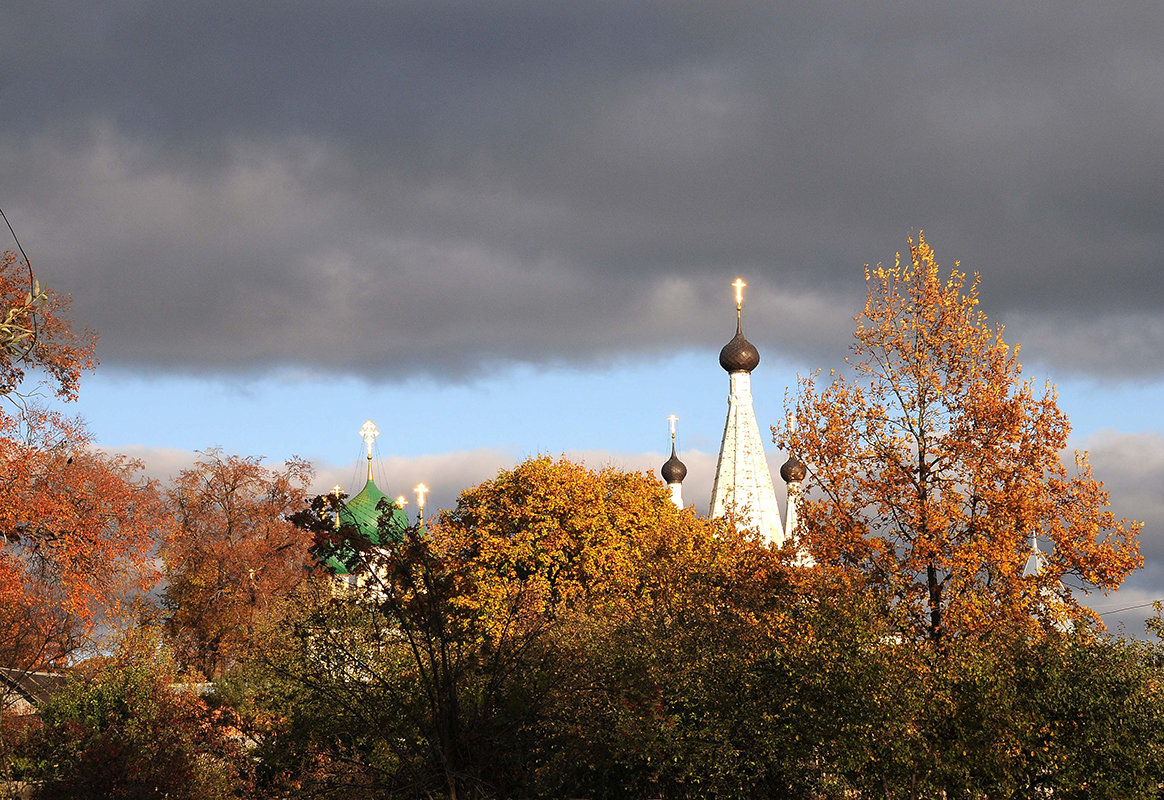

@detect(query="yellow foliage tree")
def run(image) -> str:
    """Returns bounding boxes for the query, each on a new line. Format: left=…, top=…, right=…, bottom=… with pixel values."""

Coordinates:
left=779, top=234, right=1141, bottom=643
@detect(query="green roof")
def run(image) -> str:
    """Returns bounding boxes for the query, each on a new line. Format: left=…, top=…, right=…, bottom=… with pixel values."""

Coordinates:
left=318, top=478, right=411, bottom=575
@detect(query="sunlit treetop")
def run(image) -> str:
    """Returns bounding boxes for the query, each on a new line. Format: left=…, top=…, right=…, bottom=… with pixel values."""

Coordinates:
left=0, top=250, right=96, bottom=402
left=781, top=233, right=1141, bottom=642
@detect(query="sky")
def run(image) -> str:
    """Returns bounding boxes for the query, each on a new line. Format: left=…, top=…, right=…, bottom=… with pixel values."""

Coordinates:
left=3, top=1, right=1163, bottom=633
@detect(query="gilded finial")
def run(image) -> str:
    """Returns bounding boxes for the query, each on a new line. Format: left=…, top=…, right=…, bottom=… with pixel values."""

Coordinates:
left=667, top=414, right=679, bottom=443
left=732, top=278, right=746, bottom=316
left=395, top=495, right=408, bottom=509
left=359, top=420, right=380, bottom=457
left=331, top=484, right=343, bottom=530
left=415, top=483, right=429, bottom=524
left=359, top=420, right=379, bottom=482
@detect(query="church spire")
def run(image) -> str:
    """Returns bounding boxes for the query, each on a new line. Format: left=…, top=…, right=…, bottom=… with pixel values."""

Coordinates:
left=660, top=414, right=687, bottom=508
left=710, top=279, right=784, bottom=544
left=1022, top=531, right=1046, bottom=578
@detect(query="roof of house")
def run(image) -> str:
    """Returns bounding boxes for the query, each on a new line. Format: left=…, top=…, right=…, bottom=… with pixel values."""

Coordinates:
left=0, top=667, right=68, bottom=710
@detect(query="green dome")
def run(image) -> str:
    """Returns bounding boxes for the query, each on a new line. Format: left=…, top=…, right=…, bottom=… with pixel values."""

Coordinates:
left=319, top=477, right=411, bottom=576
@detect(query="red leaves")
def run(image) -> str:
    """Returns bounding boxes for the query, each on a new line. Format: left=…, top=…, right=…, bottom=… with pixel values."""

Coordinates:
left=0, top=250, right=96, bottom=401
left=0, top=411, right=166, bottom=670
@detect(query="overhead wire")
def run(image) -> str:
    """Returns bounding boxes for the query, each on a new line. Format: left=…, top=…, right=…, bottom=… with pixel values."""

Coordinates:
left=1096, top=599, right=1163, bottom=617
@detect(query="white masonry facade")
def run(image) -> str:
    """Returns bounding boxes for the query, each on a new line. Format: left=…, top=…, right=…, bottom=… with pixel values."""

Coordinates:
left=710, top=368, right=785, bottom=545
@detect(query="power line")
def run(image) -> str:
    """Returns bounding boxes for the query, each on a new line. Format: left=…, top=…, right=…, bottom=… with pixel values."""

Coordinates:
left=0, top=207, right=35, bottom=290
left=1096, top=600, right=1162, bottom=617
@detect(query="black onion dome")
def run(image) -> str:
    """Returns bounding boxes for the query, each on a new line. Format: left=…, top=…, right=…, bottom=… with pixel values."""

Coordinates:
left=780, top=454, right=806, bottom=483
left=719, top=319, right=760, bottom=373
left=661, top=444, right=687, bottom=484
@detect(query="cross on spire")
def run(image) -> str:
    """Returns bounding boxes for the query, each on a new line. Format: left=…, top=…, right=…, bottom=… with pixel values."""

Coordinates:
left=667, top=413, right=679, bottom=442
left=359, top=420, right=380, bottom=458
left=415, top=483, right=429, bottom=524
left=732, top=278, right=747, bottom=312
left=359, top=420, right=380, bottom=482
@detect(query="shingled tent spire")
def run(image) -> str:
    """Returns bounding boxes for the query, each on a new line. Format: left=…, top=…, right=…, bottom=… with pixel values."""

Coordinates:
left=709, top=279, right=784, bottom=545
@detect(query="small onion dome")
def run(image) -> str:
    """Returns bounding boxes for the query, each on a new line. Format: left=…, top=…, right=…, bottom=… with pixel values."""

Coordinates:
left=719, top=320, right=760, bottom=373
left=780, top=454, right=807, bottom=483
left=661, top=444, right=687, bottom=484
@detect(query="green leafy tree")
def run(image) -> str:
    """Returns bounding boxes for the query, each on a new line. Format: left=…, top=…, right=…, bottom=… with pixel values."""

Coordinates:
left=244, top=458, right=754, bottom=799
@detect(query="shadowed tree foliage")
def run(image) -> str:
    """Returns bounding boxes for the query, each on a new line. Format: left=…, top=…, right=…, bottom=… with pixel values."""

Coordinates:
left=163, top=449, right=315, bottom=679
left=239, top=458, right=778, bottom=799
left=221, top=454, right=1163, bottom=800
left=32, top=630, right=251, bottom=800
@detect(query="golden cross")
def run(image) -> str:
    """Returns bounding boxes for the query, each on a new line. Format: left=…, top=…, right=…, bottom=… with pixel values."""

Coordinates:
left=414, top=483, right=429, bottom=510
left=359, top=420, right=380, bottom=458
left=395, top=495, right=408, bottom=509
left=732, top=278, right=746, bottom=311
left=667, top=414, right=678, bottom=440
left=331, top=485, right=343, bottom=529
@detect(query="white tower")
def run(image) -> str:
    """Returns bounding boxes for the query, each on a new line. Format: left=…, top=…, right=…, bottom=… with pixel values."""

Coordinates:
left=1023, top=533, right=1073, bottom=632
left=660, top=414, right=687, bottom=508
left=1022, top=532, right=1046, bottom=579
left=779, top=418, right=813, bottom=565
left=709, top=279, right=785, bottom=545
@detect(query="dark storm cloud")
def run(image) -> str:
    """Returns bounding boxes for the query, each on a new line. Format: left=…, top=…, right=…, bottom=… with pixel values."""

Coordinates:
left=1073, top=431, right=1164, bottom=636
left=3, top=2, right=1163, bottom=378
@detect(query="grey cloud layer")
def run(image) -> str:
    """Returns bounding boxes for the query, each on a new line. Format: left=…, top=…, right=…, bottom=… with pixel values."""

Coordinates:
left=4, top=2, right=1164, bottom=378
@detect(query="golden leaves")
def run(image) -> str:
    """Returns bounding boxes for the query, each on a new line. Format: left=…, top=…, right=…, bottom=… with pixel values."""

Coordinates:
left=781, top=233, right=1141, bottom=641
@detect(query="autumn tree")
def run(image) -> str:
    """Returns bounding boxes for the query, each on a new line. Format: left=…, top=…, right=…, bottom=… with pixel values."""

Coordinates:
left=0, top=249, right=167, bottom=794
left=0, top=410, right=167, bottom=677
left=162, top=449, right=315, bottom=679
left=0, top=249, right=95, bottom=402
left=249, top=457, right=753, bottom=799
left=779, top=234, right=1141, bottom=642
left=0, top=248, right=158, bottom=677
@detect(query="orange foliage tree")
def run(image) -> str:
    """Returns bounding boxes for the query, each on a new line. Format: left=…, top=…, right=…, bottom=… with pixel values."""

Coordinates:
left=778, top=235, right=1141, bottom=643
left=0, top=251, right=162, bottom=674
left=162, top=449, right=315, bottom=679
left=0, top=411, right=166, bottom=673
left=0, top=250, right=95, bottom=401
left=271, top=456, right=756, bottom=798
